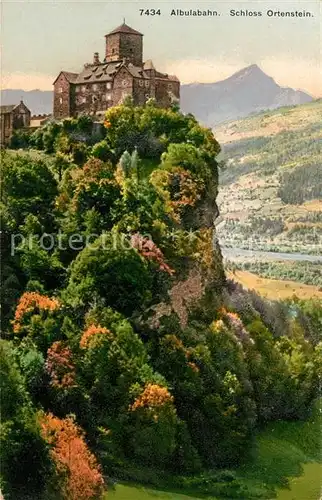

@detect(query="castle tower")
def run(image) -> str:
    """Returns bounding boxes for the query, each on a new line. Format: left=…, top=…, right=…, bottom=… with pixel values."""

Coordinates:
left=105, top=22, right=143, bottom=66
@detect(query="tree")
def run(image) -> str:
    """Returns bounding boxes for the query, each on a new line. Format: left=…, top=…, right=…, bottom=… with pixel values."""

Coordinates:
left=1, top=152, right=58, bottom=231
left=0, top=341, right=53, bottom=498
left=65, top=233, right=153, bottom=316
left=40, top=413, right=104, bottom=500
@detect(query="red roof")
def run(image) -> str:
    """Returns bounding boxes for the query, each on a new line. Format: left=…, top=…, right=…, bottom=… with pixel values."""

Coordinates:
left=106, top=23, right=143, bottom=37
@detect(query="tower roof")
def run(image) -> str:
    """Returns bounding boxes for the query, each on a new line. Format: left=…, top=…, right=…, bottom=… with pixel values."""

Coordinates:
left=143, top=59, right=155, bottom=70
left=106, top=22, right=143, bottom=37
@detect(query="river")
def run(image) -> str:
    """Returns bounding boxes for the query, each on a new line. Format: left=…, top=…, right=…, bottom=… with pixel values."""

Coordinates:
left=221, top=247, right=322, bottom=262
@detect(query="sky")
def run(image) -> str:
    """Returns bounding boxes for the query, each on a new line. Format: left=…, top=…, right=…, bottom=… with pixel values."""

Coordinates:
left=1, top=0, right=321, bottom=96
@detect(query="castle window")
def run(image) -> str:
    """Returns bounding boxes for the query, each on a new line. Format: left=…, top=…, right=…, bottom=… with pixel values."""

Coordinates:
left=93, top=84, right=98, bottom=91
left=145, top=80, right=149, bottom=88
left=145, top=94, right=150, bottom=100
left=122, top=79, right=128, bottom=87
left=168, top=83, right=173, bottom=90
left=139, top=80, right=144, bottom=87
left=81, top=96, right=87, bottom=104
left=58, top=87, right=63, bottom=93
left=92, top=95, right=98, bottom=103
left=106, top=82, right=112, bottom=90
left=59, top=97, right=63, bottom=104
left=106, top=94, right=112, bottom=101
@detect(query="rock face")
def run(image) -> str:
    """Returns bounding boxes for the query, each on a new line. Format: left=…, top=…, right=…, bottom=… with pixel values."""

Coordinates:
left=180, top=64, right=313, bottom=127
left=148, top=175, right=225, bottom=329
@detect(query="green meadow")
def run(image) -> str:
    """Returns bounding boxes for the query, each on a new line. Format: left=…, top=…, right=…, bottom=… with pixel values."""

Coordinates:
left=107, top=399, right=321, bottom=499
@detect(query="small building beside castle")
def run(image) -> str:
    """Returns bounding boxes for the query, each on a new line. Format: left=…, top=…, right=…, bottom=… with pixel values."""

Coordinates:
left=0, top=100, right=31, bottom=147
left=53, top=22, right=180, bottom=120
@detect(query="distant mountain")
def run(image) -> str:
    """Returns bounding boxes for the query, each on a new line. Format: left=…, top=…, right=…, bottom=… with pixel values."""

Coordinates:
left=1, top=65, right=313, bottom=123
left=180, top=64, right=313, bottom=126
left=0, top=89, right=53, bottom=115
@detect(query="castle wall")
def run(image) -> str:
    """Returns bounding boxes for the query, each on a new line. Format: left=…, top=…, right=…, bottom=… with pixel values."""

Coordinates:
left=132, top=78, right=152, bottom=106
left=119, top=34, right=143, bottom=65
left=0, top=113, right=12, bottom=147
left=74, top=82, right=111, bottom=116
left=105, top=32, right=143, bottom=65
left=112, top=67, right=133, bottom=105
left=155, top=79, right=180, bottom=107
left=54, top=73, right=72, bottom=119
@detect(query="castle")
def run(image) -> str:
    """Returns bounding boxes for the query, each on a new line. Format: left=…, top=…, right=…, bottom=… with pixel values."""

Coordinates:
left=53, top=22, right=180, bottom=120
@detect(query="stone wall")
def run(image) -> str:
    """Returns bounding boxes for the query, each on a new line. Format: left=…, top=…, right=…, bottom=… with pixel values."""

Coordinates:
left=54, top=74, right=73, bottom=119
left=132, top=76, right=154, bottom=105
left=112, top=67, right=133, bottom=106
left=105, top=33, right=143, bottom=65
left=74, top=82, right=111, bottom=116
left=0, top=113, right=12, bottom=146
left=155, top=79, right=180, bottom=107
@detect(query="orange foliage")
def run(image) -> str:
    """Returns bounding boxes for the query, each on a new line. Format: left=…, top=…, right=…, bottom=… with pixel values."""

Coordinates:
left=163, top=334, right=185, bottom=351
left=130, top=384, right=173, bottom=412
left=131, top=233, right=175, bottom=275
left=169, top=169, right=199, bottom=209
left=13, top=292, right=60, bottom=333
left=104, top=120, right=111, bottom=128
left=40, top=413, right=104, bottom=500
left=46, top=341, right=77, bottom=389
left=187, top=361, right=200, bottom=373
left=163, top=335, right=199, bottom=372
left=80, top=324, right=112, bottom=349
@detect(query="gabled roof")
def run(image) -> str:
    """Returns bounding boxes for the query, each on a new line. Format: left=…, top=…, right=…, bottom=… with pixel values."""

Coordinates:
left=52, top=71, right=78, bottom=85
left=75, top=62, right=121, bottom=84
left=0, top=101, right=30, bottom=114
left=106, top=22, right=143, bottom=37
left=0, top=104, right=16, bottom=114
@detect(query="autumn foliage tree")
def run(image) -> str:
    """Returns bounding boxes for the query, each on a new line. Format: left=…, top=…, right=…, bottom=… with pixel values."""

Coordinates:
left=40, top=413, right=104, bottom=500
left=12, top=292, right=60, bottom=334
left=46, top=341, right=77, bottom=390
left=128, top=384, right=179, bottom=468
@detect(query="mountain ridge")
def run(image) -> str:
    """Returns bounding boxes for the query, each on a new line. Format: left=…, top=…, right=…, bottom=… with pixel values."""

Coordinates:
left=180, top=64, right=313, bottom=126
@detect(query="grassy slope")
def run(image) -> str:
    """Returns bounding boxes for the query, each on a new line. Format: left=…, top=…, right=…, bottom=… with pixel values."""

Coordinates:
left=214, top=101, right=322, bottom=145
left=214, top=100, right=322, bottom=255
left=226, top=270, right=322, bottom=300
left=236, top=399, right=322, bottom=499
left=105, top=400, right=321, bottom=499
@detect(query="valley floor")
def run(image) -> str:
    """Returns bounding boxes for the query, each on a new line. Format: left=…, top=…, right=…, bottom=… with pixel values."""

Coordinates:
left=227, top=270, right=322, bottom=300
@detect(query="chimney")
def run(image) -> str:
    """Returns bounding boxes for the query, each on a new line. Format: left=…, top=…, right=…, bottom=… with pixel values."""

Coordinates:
left=93, top=52, right=100, bottom=65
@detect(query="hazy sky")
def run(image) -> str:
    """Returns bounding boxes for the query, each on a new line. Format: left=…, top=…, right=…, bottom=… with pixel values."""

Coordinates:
left=1, top=0, right=321, bottom=96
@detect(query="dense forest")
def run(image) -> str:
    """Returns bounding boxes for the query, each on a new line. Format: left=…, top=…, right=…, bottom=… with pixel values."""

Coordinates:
left=1, top=100, right=321, bottom=499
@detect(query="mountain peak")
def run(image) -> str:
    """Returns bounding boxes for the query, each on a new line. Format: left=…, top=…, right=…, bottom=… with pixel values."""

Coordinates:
left=232, top=64, right=268, bottom=80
